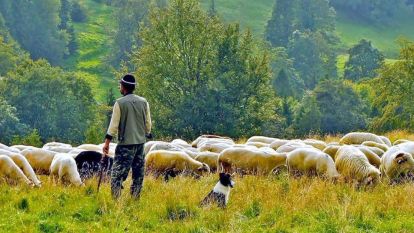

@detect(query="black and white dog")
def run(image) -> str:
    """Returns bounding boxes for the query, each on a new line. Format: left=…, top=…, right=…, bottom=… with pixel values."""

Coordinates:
left=74, top=151, right=113, bottom=180
left=200, top=173, right=235, bottom=208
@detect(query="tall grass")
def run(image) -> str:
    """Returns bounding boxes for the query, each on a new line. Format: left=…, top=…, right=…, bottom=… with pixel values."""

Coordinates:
left=2, top=173, right=414, bottom=232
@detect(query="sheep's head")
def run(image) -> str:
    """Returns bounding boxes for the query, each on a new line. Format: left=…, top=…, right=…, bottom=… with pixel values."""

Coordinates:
left=362, top=167, right=381, bottom=186
left=197, top=163, right=210, bottom=174
left=394, top=152, right=414, bottom=173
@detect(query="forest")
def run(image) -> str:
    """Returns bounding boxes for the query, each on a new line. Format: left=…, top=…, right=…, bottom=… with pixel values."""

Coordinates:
left=0, top=0, right=414, bottom=144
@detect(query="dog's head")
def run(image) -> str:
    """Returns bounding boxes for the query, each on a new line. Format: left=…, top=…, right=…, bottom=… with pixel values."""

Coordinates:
left=219, top=173, right=235, bottom=188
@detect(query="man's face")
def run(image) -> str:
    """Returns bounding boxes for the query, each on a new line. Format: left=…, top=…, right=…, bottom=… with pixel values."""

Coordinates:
left=119, top=83, right=124, bottom=95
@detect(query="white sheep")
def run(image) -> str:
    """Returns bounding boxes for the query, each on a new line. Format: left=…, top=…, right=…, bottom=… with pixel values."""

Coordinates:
left=356, top=146, right=382, bottom=168
left=361, top=141, right=389, bottom=152
left=0, top=155, right=32, bottom=186
left=0, top=149, right=41, bottom=186
left=78, top=143, right=115, bottom=157
left=10, top=145, right=37, bottom=151
left=339, top=132, right=384, bottom=145
left=269, top=139, right=292, bottom=150
left=218, top=147, right=286, bottom=175
left=335, top=146, right=381, bottom=185
left=380, top=146, right=414, bottom=183
left=50, top=153, right=83, bottom=186
left=195, top=152, right=220, bottom=172
left=145, top=150, right=210, bottom=177
left=379, top=136, right=392, bottom=147
left=43, top=142, right=72, bottom=149
left=286, top=148, right=339, bottom=179
left=0, top=143, right=21, bottom=153
left=198, top=141, right=233, bottom=153
left=171, top=139, right=191, bottom=148
left=144, top=141, right=164, bottom=155
left=245, top=141, right=270, bottom=148
left=148, top=141, right=198, bottom=158
left=393, top=139, right=411, bottom=146
left=21, top=148, right=57, bottom=173
left=191, top=135, right=234, bottom=148
left=303, top=139, right=327, bottom=150
left=246, top=136, right=278, bottom=144
left=323, top=145, right=381, bottom=168
left=276, top=141, right=313, bottom=153
left=323, top=145, right=341, bottom=160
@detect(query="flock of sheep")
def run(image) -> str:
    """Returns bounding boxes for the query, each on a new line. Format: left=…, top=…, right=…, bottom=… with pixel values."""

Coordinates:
left=1, top=132, right=414, bottom=188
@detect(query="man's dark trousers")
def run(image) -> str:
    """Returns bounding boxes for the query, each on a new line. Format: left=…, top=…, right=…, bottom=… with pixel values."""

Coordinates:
left=111, top=144, right=145, bottom=199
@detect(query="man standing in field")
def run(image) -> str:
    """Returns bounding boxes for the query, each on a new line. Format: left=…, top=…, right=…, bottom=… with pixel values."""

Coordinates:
left=103, top=74, right=152, bottom=199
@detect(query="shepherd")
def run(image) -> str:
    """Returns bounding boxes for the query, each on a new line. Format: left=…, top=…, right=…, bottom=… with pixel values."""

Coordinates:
left=102, top=74, right=152, bottom=200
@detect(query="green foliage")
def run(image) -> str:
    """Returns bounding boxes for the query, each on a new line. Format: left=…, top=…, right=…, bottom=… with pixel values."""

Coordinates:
left=109, top=0, right=150, bottom=68
left=135, top=0, right=281, bottom=139
left=344, top=39, right=384, bottom=81
left=293, top=79, right=367, bottom=135
left=71, top=2, right=88, bottom=22
left=313, top=79, right=367, bottom=134
left=271, top=47, right=304, bottom=99
left=0, top=97, right=27, bottom=144
left=292, top=92, right=322, bottom=135
left=2, top=59, right=96, bottom=143
left=0, top=0, right=69, bottom=65
left=330, top=0, right=405, bottom=23
left=288, top=30, right=337, bottom=89
left=11, top=129, right=43, bottom=148
left=265, top=0, right=295, bottom=47
left=370, top=39, right=414, bottom=132
left=0, top=36, right=18, bottom=76
left=59, top=0, right=78, bottom=56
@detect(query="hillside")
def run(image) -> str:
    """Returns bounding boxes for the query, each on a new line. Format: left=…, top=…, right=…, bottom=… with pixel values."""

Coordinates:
left=62, top=0, right=414, bottom=100
left=63, top=0, right=117, bottom=102
left=200, top=0, right=414, bottom=57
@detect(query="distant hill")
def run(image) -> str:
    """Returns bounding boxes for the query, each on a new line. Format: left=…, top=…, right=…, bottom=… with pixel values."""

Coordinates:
left=63, top=0, right=414, bottom=101
left=200, top=0, right=414, bottom=57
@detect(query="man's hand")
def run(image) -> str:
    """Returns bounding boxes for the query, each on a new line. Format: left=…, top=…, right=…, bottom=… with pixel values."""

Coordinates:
left=145, top=133, right=153, bottom=140
left=102, top=138, right=111, bottom=161
left=102, top=144, right=109, bottom=156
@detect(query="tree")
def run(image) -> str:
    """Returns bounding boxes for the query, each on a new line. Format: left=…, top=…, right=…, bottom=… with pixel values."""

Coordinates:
left=287, top=30, right=337, bottom=89
left=330, top=0, right=404, bottom=23
left=71, top=2, right=87, bottom=22
left=344, top=39, right=384, bottom=81
left=271, top=47, right=304, bottom=99
left=0, top=97, right=27, bottom=144
left=0, top=0, right=69, bottom=65
left=135, top=0, right=281, bottom=139
left=313, top=79, right=367, bottom=134
left=109, top=0, right=150, bottom=68
left=0, top=36, right=18, bottom=76
left=2, top=60, right=96, bottom=143
left=370, top=39, right=414, bottom=132
left=292, top=92, right=321, bottom=136
left=59, top=0, right=78, bottom=55
left=265, top=0, right=296, bottom=47
left=293, top=79, right=367, bottom=135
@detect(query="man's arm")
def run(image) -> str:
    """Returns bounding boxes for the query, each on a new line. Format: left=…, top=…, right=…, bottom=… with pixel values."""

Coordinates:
left=103, top=102, right=120, bottom=155
left=145, top=101, right=152, bottom=135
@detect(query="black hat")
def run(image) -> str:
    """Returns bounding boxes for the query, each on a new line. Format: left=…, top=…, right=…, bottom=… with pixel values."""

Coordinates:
left=120, top=74, right=136, bottom=85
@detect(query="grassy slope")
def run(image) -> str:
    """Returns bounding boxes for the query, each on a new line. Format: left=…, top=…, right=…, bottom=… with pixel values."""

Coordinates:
left=2, top=175, right=414, bottom=232
left=201, top=0, right=414, bottom=58
left=63, top=0, right=117, bottom=102
left=62, top=0, right=414, bottom=97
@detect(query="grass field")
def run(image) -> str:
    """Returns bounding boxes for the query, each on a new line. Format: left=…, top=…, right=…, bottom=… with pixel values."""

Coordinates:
left=2, top=173, right=414, bottom=232
left=63, top=0, right=117, bottom=102
left=2, top=131, right=414, bottom=232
